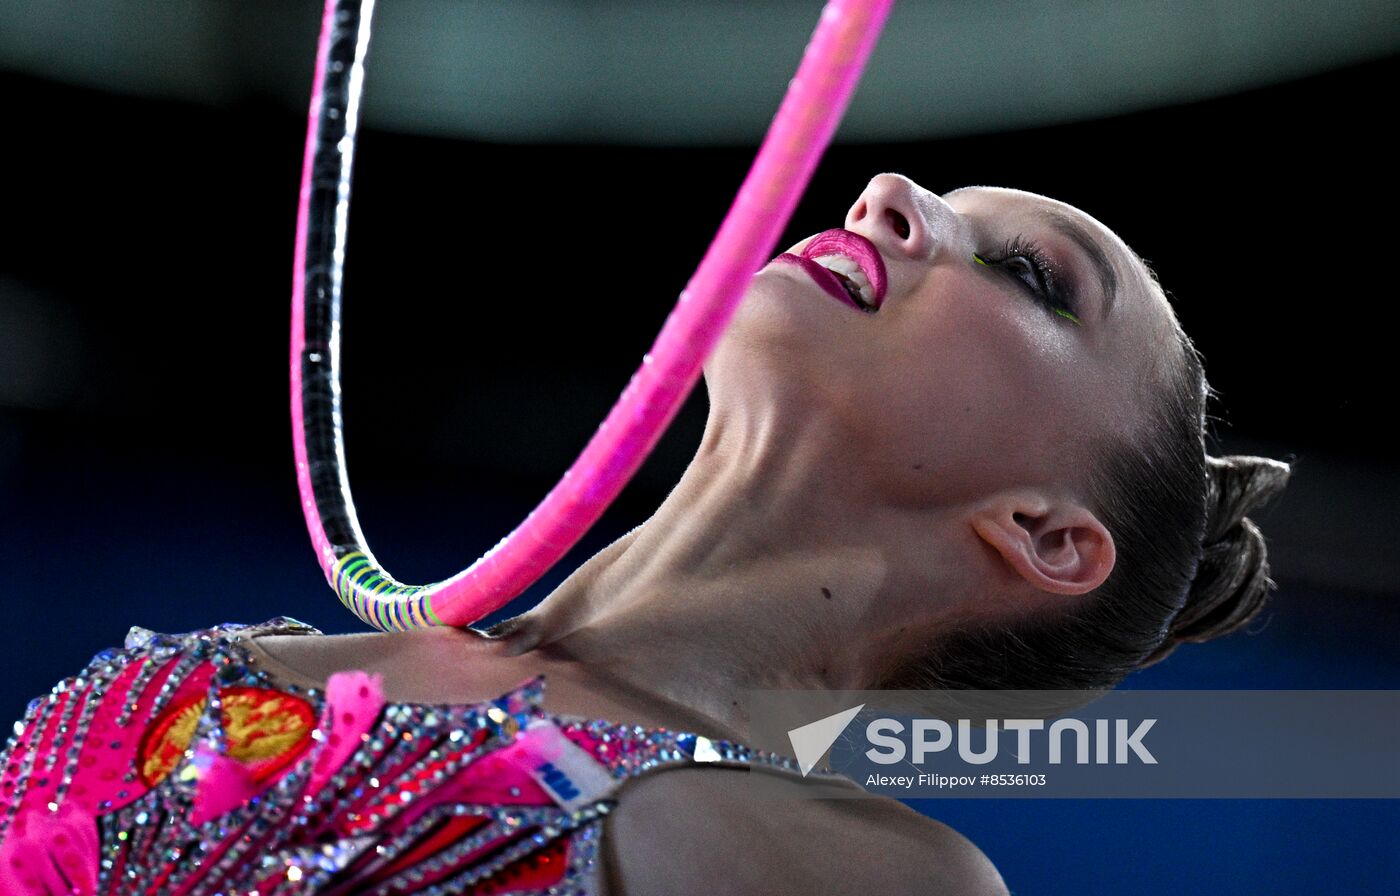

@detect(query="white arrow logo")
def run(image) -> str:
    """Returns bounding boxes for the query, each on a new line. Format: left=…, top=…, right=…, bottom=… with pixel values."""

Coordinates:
left=787, top=704, right=864, bottom=777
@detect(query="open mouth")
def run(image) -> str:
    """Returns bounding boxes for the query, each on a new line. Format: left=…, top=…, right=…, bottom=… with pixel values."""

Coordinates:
left=772, top=254, right=873, bottom=313
left=809, top=255, right=877, bottom=310
left=800, top=229, right=888, bottom=311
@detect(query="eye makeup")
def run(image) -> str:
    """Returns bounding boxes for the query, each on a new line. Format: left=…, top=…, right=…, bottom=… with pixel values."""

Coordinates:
left=973, top=240, right=1081, bottom=326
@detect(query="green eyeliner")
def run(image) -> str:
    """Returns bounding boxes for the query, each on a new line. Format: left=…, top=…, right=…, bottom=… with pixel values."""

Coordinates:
left=973, top=252, right=1080, bottom=326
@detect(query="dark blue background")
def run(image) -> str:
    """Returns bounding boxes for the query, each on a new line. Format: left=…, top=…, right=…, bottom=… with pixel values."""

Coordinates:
left=3, top=50, right=1398, bottom=895
left=4, top=444, right=1396, bottom=894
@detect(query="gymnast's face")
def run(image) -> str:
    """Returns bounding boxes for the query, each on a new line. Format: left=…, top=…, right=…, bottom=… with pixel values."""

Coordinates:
left=710, top=174, right=1177, bottom=513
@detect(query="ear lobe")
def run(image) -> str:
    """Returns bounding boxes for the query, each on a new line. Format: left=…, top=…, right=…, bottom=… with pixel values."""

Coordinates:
left=970, top=495, right=1116, bottom=597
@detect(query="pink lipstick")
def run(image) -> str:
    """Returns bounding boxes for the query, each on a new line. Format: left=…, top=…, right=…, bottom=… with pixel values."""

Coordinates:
left=771, top=229, right=888, bottom=313
left=801, top=230, right=888, bottom=303
left=773, top=253, right=869, bottom=312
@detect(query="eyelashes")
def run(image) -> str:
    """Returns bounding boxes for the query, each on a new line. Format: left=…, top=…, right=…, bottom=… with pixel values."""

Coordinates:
left=974, top=237, right=1081, bottom=326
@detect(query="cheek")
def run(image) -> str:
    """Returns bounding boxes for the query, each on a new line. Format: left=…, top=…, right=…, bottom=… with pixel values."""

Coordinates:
left=867, top=282, right=1089, bottom=490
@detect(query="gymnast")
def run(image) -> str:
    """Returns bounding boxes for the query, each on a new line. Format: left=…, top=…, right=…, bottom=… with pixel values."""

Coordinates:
left=0, top=0, right=1292, bottom=892
left=0, top=173, right=1289, bottom=894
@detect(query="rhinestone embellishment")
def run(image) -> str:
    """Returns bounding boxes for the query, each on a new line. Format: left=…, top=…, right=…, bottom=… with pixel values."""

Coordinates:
left=1, top=618, right=842, bottom=893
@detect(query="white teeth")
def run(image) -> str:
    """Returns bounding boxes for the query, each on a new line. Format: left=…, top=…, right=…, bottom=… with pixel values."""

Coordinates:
left=814, top=254, right=875, bottom=307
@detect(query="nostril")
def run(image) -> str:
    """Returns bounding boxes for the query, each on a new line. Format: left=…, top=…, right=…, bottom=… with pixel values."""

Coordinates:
left=850, top=199, right=868, bottom=222
left=885, top=209, right=911, bottom=240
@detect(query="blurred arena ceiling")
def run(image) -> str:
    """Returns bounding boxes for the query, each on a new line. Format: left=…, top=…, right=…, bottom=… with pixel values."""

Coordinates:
left=1, top=0, right=1397, bottom=144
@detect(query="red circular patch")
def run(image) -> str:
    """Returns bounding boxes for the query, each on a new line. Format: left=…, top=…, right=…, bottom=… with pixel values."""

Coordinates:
left=138, top=687, right=316, bottom=787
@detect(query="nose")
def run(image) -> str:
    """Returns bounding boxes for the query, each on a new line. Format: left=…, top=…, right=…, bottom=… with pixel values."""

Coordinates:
left=844, top=173, right=959, bottom=261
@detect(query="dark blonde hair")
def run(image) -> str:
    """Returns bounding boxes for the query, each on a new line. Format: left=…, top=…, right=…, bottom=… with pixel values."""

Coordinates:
left=879, top=293, right=1291, bottom=694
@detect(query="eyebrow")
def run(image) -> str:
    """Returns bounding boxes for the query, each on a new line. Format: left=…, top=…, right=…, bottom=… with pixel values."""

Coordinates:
left=1039, top=210, right=1119, bottom=319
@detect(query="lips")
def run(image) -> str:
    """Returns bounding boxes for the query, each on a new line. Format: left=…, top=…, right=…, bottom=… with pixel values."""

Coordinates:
left=771, top=229, right=888, bottom=313
left=804, top=230, right=887, bottom=305
left=773, top=253, right=869, bottom=312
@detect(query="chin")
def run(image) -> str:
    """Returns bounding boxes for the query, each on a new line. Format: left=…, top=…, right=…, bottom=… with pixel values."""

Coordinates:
left=740, top=265, right=860, bottom=339
left=703, top=270, right=866, bottom=412
left=707, top=273, right=823, bottom=370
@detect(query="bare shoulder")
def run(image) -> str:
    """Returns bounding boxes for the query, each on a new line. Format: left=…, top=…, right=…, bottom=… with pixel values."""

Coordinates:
left=829, top=795, right=1010, bottom=895
left=602, top=766, right=1008, bottom=896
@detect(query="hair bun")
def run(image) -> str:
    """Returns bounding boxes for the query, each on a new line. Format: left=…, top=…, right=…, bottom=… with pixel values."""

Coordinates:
left=1170, top=455, right=1292, bottom=644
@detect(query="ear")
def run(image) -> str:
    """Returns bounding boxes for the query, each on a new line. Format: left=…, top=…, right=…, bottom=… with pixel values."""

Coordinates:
left=969, top=492, right=1116, bottom=596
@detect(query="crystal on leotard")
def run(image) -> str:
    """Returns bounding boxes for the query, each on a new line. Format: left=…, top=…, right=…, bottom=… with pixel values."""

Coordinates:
left=0, top=621, right=854, bottom=894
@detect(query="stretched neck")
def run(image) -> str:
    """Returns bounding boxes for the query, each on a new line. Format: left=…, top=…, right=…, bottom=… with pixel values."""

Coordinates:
left=490, top=397, right=965, bottom=739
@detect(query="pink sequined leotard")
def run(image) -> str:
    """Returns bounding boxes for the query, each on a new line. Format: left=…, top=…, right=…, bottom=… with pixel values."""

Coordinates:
left=0, top=619, right=852, bottom=894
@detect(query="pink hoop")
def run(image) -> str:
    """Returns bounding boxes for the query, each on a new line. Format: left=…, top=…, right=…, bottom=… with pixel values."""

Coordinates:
left=292, top=0, right=895, bottom=629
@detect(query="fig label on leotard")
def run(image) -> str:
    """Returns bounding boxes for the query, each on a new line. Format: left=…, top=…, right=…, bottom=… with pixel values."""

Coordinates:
left=512, top=719, right=621, bottom=814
